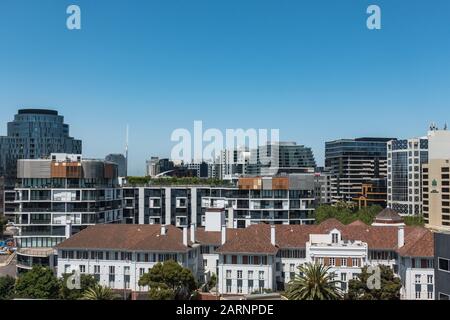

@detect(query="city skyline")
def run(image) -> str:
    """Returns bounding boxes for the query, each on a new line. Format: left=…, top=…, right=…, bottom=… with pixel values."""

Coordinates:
left=1, top=0, right=450, bottom=175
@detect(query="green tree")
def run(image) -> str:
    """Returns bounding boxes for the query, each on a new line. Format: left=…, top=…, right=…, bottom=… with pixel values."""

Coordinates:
left=80, top=284, right=119, bottom=300
left=139, top=260, right=197, bottom=300
left=0, top=216, right=6, bottom=238
left=286, top=262, right=342, bottom=300
left=315, top=204, right=382, bottom=225
left=346, top=265, right=402, bottom=300
left=14, top=266, right=61, bottom=299
left=0, top=276, right=16, bottom=300
left=60, top=273, right=98, bottom=300
left=403, top=216, right=425, bottom=226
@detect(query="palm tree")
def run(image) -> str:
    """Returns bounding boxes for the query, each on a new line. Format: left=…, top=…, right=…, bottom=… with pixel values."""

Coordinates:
left=286, top=262, right=342, bottom=300
left=80, top=284, right=119, bottom=300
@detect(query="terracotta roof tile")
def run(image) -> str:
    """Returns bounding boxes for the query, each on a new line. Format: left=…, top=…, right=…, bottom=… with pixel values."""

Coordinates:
left=215, top=224, right=278, bottom=254
left=57, top=224, right=191, bottom=252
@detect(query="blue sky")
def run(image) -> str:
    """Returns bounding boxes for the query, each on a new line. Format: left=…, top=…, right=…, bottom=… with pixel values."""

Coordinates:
left=1, top=0, right=450, bottom=175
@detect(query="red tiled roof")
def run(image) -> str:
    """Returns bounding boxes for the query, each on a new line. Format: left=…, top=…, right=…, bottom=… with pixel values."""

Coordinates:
left=195, top=228, right=221, bottom=245
left=56, top=219, right=434, bottom=257
left=215, top=224, right=278, bottom=254
left=348, top=220, right=368, bottom=227
left=215, top=219, right=434, bottom=257
left=398, top=228, right=434, bottom=257
left=57, top=224, right=191, bottom=252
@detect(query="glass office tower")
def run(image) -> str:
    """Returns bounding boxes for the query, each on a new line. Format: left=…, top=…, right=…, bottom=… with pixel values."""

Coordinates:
left=325, top=137, right=394, bottom=204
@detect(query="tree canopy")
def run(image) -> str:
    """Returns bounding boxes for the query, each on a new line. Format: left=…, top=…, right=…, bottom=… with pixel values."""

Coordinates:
left=138, top=260, right=197, bottom=300
left=14, top=266, right=61, bottom=299
left=315, top=204, right=382, bottom=225
left=346, top=265, right=402, bottom=300
left=315, top=204, right=424, bottom=227
left=0, top=276, right=16, bottom=300
left=286, top=262, right=342, bottom=300
left=60, top=273, right=99, bottom=300
left=80, top=284, right=119, bottom=300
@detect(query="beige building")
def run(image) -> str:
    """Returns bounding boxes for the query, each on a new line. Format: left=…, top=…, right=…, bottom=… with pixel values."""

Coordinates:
left=423, top=159, right=450, bottom=232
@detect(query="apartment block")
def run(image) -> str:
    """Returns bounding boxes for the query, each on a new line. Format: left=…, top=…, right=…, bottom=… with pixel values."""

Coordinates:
left=123, top=175, right=316, bottom=228
left=14, top=153, right=123, bottom=273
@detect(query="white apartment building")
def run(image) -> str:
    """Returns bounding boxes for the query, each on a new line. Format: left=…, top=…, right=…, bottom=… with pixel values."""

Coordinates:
left=56, top=208, right=435, bottom=300
left=57, top=224, right=201, bottom=293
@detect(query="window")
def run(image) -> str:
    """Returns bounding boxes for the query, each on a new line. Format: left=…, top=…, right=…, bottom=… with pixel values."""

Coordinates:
left=237, top=280, right=243, bottom=293
left=439, top=293, right=450, bottom=300
left=341, top=258, right=347, bottom=267
left=64, top=264, right=71, bottom=273
left=332, top=233, right=339, bottom=244
left=203, top=259, right=207, bottom=267
left=226, top=279, right=232, bottom=293
left=438, top=258, right=450, bottom=272
left=226, top=270, right=232, bottom=279
left=248, top=280, right=254, bottom=293
left=248, top=271, right=253, bottom=279
left=237, top=270, right=243, bottom=279
left=259, top=271, right=264, bottom=280
left=139, top=268, right=145, bottom=277
left=109, top=266, right=115, bottom=274
left=415, top=291, right=421, bottom=299
left=79, top=265, right=86, bottom=273
left=109, top=274, right=115, bottom=287
left=330, top=258, right=336, bottom=267
left=341, top=273, right=347, bottom=282
left=124, top=267, right=130, bottom=289
left=352, top=273, right=359, bottom=280
left=352, top=258, right=360, bottom=267
left=427, top=275, right=433, bottom=284
left=94, top=265, right=100, bottom=282
left=415, top=275, right=421, bottom=284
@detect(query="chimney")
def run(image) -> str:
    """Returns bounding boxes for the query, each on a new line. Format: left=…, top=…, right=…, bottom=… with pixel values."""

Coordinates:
left=398, top=225, right=405, bottom=248
left=221, top=225, right=226, bottom=245
left=65, top=218, right=72, bottom=239
left=161, top=225, right=167, bottom=236
left=190, top=223, right=196, bottom=243
left=227, top=207, right=234, bottom=229
left=183, top=227, right=188, bottom=247
left=271, top=224, right=276, bottom=246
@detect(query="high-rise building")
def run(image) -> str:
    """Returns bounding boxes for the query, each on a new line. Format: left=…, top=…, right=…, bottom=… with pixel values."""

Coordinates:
left=247, top=142, right=316, bottom=176
left=105, top=153, right=127, bottom=177
left=421, top=129, right=450, bottom=232
left=387, top=137, right=429, bottom=215
left=325, top=137, right=394, bottom=204
left=0, top=109, right=82, bottom=219
left=14, top=153, right=122, bottom=273
left=217, top=148, right=250, bottom=181
left=314, top=170, right=332, bottom=205
left=146, top=157, right=175, bottom=177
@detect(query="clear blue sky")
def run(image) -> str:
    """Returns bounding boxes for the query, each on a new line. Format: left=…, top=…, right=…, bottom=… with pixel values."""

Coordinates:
left=1, top=0, right=450, bottom=175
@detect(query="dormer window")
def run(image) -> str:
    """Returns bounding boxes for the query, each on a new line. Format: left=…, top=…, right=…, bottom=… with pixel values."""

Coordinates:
left=332, top=233, right=339, bottom=244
